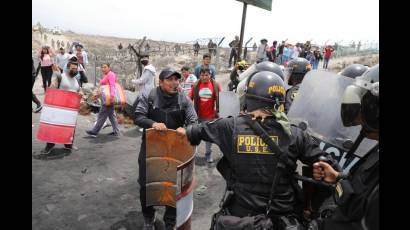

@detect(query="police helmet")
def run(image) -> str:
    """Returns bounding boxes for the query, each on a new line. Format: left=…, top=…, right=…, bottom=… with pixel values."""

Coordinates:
left=237, top=60, right=248, bottom=71
left=339, top=64, right=369, bottom=79
left=245, top=71, right=286, bottom=112
left=286, top=57, right=312, bottom=85
left=341, top=64, right=379, bottom=133
left=255, top=61, right=285, bottom=81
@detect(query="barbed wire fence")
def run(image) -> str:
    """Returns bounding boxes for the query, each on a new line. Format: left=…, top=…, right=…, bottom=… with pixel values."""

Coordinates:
left=331, top=40, right=379, bottom=59
left=85, top=36, right=234, bottom=90
left=33, top=32, right=379, bottom=92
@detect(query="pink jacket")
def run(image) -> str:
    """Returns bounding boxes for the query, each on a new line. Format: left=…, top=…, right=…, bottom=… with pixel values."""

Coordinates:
left=38, top=48, right=55, bottom=67
left=100, top=71, right=116, bottom=98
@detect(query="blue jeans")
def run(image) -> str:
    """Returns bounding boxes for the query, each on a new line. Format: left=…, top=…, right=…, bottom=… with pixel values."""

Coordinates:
left=323, top=58, right=330, bottom=69
left=313, top=60, right=319, bottom=69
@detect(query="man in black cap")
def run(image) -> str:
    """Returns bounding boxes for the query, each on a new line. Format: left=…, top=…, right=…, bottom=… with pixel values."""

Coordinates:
left=134, top=67, right=198, bottom=230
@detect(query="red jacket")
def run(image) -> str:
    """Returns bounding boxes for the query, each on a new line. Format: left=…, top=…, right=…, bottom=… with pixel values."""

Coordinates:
left=324, top=47, right=334, bottom=59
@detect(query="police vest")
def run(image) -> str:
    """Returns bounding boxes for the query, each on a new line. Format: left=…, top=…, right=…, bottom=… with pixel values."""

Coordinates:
left=230, top=116, right=298, bottom=214
left=147, top=88, right=187, bottom=130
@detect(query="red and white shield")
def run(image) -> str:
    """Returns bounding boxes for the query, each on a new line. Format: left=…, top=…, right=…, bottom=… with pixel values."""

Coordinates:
left=36, top=89, right=81, bottom=144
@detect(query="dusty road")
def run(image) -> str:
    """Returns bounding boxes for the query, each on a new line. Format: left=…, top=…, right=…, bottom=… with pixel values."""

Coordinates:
left=32, top=74, right=231, bottom=230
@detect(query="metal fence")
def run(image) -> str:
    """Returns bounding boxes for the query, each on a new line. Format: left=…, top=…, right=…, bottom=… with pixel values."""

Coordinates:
left=33, top=36, right=379, bottom=92
left=85, top=36, right=231, bottom=89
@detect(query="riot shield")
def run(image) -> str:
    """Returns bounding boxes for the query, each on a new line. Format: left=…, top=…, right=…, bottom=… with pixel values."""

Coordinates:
left=236, top=64, right=257, bottom=108
left=288, top=70, right=378, bottom=222
left=176, top=140, right=195, bottom=229
left=37, top=89, right=81, bottom=144
left=145, top=129, right=195, bottom=213
left=219, top=91, right=240, bottom=118
left=287, top=70, right=377, bottom=172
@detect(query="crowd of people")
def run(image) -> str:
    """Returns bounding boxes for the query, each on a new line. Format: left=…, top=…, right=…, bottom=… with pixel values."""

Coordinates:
left=226, top=36, right=336, bottom=70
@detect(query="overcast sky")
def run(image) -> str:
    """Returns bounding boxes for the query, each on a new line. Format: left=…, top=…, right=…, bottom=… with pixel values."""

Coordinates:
left=32, top=0, right=379, bottom=47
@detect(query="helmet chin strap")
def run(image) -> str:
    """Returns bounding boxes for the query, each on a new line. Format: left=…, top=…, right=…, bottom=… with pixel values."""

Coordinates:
left=344, top=128, right=366, bottom=160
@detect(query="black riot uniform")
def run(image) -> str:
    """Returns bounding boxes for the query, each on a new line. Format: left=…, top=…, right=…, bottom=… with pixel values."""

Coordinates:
left=284, top=58, right=311, bottom=113
left=135, top=68, right=197, bottom=228
left=320, top=147, right=378, bottom=230
left=186, top=71, right=335, bottom=229
left=285, top=85, right=300, bottom=112
left=318, top=64, right=379, bottom=230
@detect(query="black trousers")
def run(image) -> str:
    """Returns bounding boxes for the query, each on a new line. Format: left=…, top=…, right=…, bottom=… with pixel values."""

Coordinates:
left=45, top=129, right=75, bottom=150
left=46, top=142, right=73, bottom=149
left=40, top=66, right=53, bottom=90
left=227, top=201, right=304, bottom=230
left=32, top=92, right=41, bottom=107
left=138, top=137, right=176, bottom=227
left=79, top=71, right=88, bottom=87
left=32, top=74, right=41, bottom=107
left=228, top=49, right=238, bottom=67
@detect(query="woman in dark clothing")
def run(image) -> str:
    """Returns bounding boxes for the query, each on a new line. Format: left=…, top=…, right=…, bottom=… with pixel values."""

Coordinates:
left=38, top=46, right=55, bottom=92
left=32, top=58, right=42, bottom=113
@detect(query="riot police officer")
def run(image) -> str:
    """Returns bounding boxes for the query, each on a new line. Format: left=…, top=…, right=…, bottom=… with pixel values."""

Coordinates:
left=284, top=57, right=311, bottom=113
left=312, top=64, right=379, bottom=230
left=228, top=60, right=248, bottom=91
left=338, top=63, right=369, bottom=79
left=179, top=71, right=337, bottom=230
left=236, top=61, right=285, bottom=110
left=135, top=67, right=198, bottom=230
left=255, top=61, right=285, bottom=80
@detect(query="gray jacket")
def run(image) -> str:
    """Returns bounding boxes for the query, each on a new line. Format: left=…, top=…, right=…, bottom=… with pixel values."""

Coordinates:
left=135, top=87, right=198, bottom=129
left=132, top=64, right=156, bottom=97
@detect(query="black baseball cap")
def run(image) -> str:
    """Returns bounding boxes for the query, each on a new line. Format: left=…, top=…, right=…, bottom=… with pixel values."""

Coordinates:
left=159, top=67, right=181, bottom=80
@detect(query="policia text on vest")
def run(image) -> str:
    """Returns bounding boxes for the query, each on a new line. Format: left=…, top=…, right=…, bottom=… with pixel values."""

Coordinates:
left=237, top=134, right=279, bottom=154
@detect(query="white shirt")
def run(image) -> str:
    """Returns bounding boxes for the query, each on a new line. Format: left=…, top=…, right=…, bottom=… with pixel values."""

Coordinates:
left=56, top=53, right=70, bottom=70
left=59, top=73, right=80, bottom=92
left=180, top=74, right=198, bottom=95
left=256, top=44, right=269, bottom=60
left=292, top=46, right=301, bottom=59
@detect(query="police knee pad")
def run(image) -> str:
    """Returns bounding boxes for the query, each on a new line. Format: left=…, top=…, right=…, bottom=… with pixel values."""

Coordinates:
left=277, top=215, right=305, bottom=230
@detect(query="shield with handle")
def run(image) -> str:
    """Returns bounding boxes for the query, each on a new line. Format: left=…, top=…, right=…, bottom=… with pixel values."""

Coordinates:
left=145, top=129, right=195, bottom=229
left=287, top=70, right=378, bottom=220
left=287, top=70, right=377, bottom=172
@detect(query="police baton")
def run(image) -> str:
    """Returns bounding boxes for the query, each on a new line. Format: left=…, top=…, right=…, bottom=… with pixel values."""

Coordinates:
left=293, top=174, right=334, bottom=188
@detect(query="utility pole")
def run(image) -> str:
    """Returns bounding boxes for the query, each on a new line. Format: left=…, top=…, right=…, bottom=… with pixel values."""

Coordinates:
left=235, top=0, right=272, bottom=59
left=237, top=2, right=247, bottom=60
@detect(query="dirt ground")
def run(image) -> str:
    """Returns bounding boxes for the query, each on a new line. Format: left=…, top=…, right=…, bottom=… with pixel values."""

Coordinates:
left=32, top=74, right=231, bottom=230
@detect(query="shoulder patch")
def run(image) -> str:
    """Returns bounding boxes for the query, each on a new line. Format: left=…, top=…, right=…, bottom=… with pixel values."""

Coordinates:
left=336, top=181, right=343, bottom=198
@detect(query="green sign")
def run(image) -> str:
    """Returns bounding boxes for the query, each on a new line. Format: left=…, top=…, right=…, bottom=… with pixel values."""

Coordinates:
left=236, top=0, right=272, bottom=11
